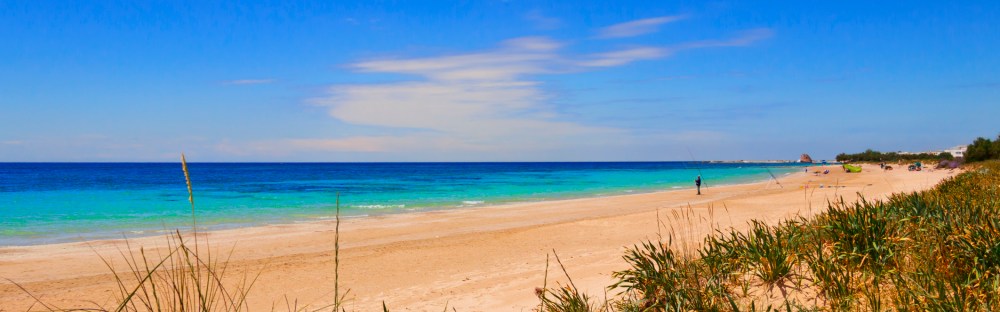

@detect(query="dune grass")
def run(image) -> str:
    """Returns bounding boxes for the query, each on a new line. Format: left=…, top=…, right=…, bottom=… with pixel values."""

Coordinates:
left=537, top=161, right=1000, bottom=311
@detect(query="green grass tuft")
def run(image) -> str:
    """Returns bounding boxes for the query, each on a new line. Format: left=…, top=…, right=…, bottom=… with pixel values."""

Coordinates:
left=540, top=161, right=1000, bottom=311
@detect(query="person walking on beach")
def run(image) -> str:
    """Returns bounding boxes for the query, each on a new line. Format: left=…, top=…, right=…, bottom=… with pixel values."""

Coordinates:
left=695, top=175, right=702, bottom=195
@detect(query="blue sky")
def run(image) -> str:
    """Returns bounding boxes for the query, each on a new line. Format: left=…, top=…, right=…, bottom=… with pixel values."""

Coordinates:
left=1, top=1, right=998, bottom=161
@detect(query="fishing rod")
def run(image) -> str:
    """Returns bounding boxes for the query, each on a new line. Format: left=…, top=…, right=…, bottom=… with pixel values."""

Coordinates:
left=686, top=147, right=706, bottom=188
left=766, top=169, right=784, bottom=188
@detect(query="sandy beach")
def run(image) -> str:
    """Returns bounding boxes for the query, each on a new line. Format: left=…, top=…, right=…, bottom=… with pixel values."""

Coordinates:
left=0, top=164, right=960, bottom=311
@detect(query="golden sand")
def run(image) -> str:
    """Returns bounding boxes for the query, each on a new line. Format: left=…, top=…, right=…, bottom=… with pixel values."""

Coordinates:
left=0, top=164, right=959, bottom=311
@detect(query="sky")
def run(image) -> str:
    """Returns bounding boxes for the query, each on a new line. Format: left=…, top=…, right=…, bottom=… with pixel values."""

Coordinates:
left=1, top=1, right=998, bottom=162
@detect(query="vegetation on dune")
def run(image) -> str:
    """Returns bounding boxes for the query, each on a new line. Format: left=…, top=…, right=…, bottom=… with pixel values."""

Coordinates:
left=965, top=135, right=1000, bottom=162
left=836, top=133, right=1000, bottom=164
left=538, top=161, right=1000, bottom=311
left=835, top=149, right=953, bottom=163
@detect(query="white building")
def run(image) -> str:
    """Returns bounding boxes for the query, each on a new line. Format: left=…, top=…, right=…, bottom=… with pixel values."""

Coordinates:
left=944, top=145, right=967, bottom=158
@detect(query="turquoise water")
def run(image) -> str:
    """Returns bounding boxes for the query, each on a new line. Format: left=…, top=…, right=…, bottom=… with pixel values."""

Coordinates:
left=0, top=162, right=806, bottom=246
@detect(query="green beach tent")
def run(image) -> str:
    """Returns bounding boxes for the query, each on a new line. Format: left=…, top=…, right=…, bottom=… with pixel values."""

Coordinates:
left=843, top=164, right=862, bottom=173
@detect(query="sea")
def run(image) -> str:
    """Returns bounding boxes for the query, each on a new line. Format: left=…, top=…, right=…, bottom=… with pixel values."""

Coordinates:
left=0, top=162, right=808, bottom=246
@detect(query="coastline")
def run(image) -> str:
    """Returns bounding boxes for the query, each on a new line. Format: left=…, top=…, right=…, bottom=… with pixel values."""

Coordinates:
left=0, top=165, right=801, bottom=250
left=0, top=164, right=960, bottom=310
left=0, top=163, right=806, bottom=247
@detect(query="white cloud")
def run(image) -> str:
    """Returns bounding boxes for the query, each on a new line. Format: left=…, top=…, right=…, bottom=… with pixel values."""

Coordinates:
left=322, top=81, right=545, bottom=131
left=281, top=26, right=771, bottom=158
left=581, top=29, right=772, bottom=68
left=2, top=140, right=22, bottom=145
left=223, top=79, right=276, bottom=85
left=587, top=14, right=767, bottom=72
left=678, top=28, right=775, bottom=48
left=313, top=83, right=613, bottom=153
left=351, top=37, right=562, bottom=81
left=303, top=36, right=628, bottom=154
left=596, top=15, right=687, bottom=39
left=579, top=47, right=671, bottom=67
left=524, top=10, right=562, bottom=30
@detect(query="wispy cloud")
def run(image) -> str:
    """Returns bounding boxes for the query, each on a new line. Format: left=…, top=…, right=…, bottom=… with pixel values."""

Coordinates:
left=2, top=140, right=22, bottom=145
left=581, top=29, right=771, bottom=68
left=596, top=15, right=687, bottom=39
left=305, top=36, right=627, bottom=154
left=223, top=79, right=276, bottom=85
left=579, top=47, right=669, bottom=67
left=525, top=10, right=562, bottom=30
left=258, top=22, right=773, bottom=157
left=677, top=28, right=774, bottom=48
left=350, top=37, right=562, bottom=81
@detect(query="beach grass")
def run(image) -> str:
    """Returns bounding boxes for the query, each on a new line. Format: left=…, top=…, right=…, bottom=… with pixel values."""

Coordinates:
left=7, top=230, right=258, bottom=312
left=535, top=250, right=605, bottom=312
left=539, top=161, right=1000, bottom=311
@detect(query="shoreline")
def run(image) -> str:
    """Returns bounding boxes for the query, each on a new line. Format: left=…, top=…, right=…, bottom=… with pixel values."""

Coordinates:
left=0, top=182, right=740, bottom=251
left=0, top=164, right=960, bottom=310
left=0, top=165, right=805, bottom=248
left=0, top=166, right=802, bottom=250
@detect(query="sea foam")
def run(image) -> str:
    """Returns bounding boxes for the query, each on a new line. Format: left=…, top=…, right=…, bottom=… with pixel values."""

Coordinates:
left=352, top=204, right=406, bottom=209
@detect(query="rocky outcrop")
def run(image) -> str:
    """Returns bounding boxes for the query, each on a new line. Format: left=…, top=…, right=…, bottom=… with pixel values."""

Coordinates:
left=799, top=154, right=814, bottom=163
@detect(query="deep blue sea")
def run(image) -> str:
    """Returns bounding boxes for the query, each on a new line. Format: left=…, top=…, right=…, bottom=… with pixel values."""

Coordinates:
left=0, top=162, right=807, bottom=246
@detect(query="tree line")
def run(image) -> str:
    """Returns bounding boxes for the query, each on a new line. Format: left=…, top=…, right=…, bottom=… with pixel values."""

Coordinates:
left=835, top=149, right=953, bottom=163
left=836, top=133, right=1000, bottom=163
left=965, top=135, right=1000, bottom=162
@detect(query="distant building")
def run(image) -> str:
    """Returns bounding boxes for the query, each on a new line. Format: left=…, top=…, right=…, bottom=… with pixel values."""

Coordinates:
left=903, top=145, right=967, bottom=158
left=944, top=145, right=967, bottom=158
left=894, top=145, right=966, bottom=158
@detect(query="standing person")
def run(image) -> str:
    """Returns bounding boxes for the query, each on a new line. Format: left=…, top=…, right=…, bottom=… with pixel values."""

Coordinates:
left=695, top=175, right=702, bottom=195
